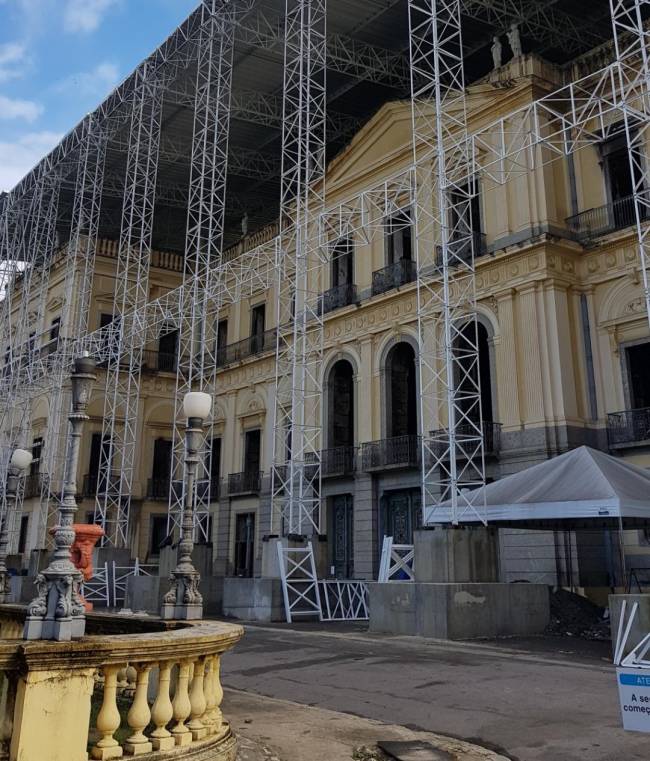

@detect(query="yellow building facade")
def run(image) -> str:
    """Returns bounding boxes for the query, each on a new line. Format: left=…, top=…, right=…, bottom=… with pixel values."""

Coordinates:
left=5, top=52, right=650, bottom=594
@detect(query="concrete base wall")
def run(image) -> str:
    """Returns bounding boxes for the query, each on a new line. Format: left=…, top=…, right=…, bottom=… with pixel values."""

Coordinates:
left=414, top=527, right=500, bottom=583
left=222, top=577, right=285, bottom=622
left=609, top=594, right=650, bottom=660
left=369, top=581, right=550, bottom=639
left=125, top=575, right=223, bottom=616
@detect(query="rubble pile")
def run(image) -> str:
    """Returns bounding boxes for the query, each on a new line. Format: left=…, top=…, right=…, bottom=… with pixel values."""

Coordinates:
left=545, top=588, right=610, bottom=640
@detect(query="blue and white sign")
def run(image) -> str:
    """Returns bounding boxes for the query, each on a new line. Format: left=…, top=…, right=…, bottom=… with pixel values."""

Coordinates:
left=617, top=667, right=650, bottom=732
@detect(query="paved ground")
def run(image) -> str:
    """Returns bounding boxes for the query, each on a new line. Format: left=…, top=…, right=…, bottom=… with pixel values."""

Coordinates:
left=219, top=622, right=646, bottom=761
left=229, top=688, right=508, bottom=761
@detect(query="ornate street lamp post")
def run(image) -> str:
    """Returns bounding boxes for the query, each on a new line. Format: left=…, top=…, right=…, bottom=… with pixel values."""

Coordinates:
left=24, top=355, right=96, bottom=641
left=0, top=448, right=33, bottom=603
left=161, top=391, right=212, bottom=620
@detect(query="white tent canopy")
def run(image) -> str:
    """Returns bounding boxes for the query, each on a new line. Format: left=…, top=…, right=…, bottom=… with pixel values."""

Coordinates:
left=428, top=446, right=650, bottom=525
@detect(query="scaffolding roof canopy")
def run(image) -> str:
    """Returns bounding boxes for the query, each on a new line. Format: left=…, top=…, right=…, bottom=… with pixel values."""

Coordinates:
left=2, top=0, right=626, bottom=251
left=435, top=447, right=650, bottom=525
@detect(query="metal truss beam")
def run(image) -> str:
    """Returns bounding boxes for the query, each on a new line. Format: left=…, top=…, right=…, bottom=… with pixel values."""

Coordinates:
left=461, top=0, right=605, bottom=56
left=237, top=8, right=409, bottom=90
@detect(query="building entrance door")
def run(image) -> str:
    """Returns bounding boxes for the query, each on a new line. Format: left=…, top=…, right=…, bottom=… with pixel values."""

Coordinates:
left=381, top=489, right=421, bottom=545
left=331, top=495, right=353, bottom=578
left=234, top=513, right=255, bottom=577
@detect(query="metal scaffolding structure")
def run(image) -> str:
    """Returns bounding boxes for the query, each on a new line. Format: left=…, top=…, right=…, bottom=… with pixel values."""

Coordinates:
left=0, top=0, right=649, bottom=560
left=168, top=0, right=236, bottom=541
left=271, top=0, right=327, bottom=536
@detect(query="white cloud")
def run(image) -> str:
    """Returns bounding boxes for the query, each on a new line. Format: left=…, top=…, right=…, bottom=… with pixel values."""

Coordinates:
left=63, top=0, right=119, bottom=34
left=0, top=131, right=62, bottom=192
left=0, top=42, right=29, bottom=83
left=0, top=94, right=42, bottom=122
left=54, top=61, right=119, bottom=100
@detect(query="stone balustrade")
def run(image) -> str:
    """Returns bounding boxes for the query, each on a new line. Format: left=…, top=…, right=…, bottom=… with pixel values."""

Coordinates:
left=0, top=605, right=243, bottom=761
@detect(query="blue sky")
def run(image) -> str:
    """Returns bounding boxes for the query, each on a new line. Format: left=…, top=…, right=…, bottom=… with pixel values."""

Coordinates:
left=0, top=0, right=199, bottom=191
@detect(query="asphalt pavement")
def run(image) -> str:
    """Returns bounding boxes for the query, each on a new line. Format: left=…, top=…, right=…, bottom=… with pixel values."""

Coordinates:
left=219, top=622, right=646, bottom=761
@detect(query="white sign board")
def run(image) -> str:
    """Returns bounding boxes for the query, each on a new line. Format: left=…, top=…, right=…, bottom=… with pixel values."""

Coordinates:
left=617, top=667, right=650, bottom=732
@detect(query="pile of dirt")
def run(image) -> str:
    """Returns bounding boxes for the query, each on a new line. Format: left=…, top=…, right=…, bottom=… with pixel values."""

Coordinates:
left=545, top=587, right=610, bottom=640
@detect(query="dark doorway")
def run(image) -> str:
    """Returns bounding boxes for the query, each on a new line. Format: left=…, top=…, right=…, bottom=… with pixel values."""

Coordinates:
left=386, top=343, right=417, bottom=438
left=151, top=439, right=172, bottom=498
left=18, top=514, right=29, bottom=554
left=88, top=432, right=111, bottom=494
left=386, top=210, right=412, bottom=265
left=250, top=304, right=266, bottom=353
left=328, top=360, right=354, bottom=447
left=330, top=494, right=353, bottom=578
left=601, top=133, right=643, bottom=228
left=627, top=343, right=650, bottom=409
left=158, top=329, right=178, bottom=371
left=455, top=322, right=493, bottom=423
left=217, top=319, right=228, bottom=364
left=234, top=512, right=255, bottom=577
left=332, top=238, right=354, bottom=288
left=148, top=514, right=167, bottom=559
left=381, top=489, right=421, bottom=546
left=244, top=429, right=261, bottom=475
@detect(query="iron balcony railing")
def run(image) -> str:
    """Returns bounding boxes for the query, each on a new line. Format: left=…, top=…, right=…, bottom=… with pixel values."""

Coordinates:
left=429, top=421, right=502, bottom=457
left=22, top=473, right=42, bottom=499
left=435, top=231, right=487, bottom=267
left=607, top=407, right=650, bottom=447
left=372, top=259, right=417, bottom=296
left=141, top=350, right=177, bottom=373
left=216, top=328, right=276, bottom=368
left=361, top=434, right=420, bottom=471
left=319, top=283, right=358, bottom=314
left=566, top=194, right=643, bottom=241
left=321, top=446, right=356, bottom=477
left=227, top=470, right=262, bottom=496
left=82, top=471, right=121, bottom=497
left=146, top=477, right=171, bottom=501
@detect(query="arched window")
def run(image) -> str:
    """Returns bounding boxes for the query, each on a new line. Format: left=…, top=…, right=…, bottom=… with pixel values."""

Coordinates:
left=327, top=359, right=355, bottom=447
left=385, top=342, right=417, bottom=438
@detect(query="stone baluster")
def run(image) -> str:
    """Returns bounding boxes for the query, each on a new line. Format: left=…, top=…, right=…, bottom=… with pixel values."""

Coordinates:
left=202, top=658, right=217, bottom=735
left=124, top=665, right=137, bottom=698
left=209, top=654, right=224, bottom=734
left=117, top=666, right=128, bottom=693
left=171, top=660, right=192, bottom=746
left=92, top=665, right=124, bottom=760
left=150, top=661, right=175, bottom=751
left=0, top=673, right=17, bottom=761
left=188, top=657, right=208, bottom=741
left=124, top=665, right=152, bottom=755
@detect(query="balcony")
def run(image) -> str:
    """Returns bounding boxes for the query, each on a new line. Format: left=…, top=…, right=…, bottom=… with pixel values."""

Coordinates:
left=227, top=470, right=262, bottom=496
left=435, top=231, right=487, bottom=266
left=566, top=194, right=641, bottom=241
left=321, top=446, right=356, bottom=477
left=146, top=477, right=171, bottom=500
left=607, top=407, right=650, bottom=447
left=82, top=471, right=121, bottom=497
left=319, top=283, right=358, bottom=315
left=22, top=473, right=42, bottom=499
left=372, top=259, right=417, bottom=296
left=141, top=349, right=177, bottom=373
left=429, top=421, right=502, bottom=458
left=361, top=434, right=420, bottom=471
left=216, top=328, right=276, bottom=368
